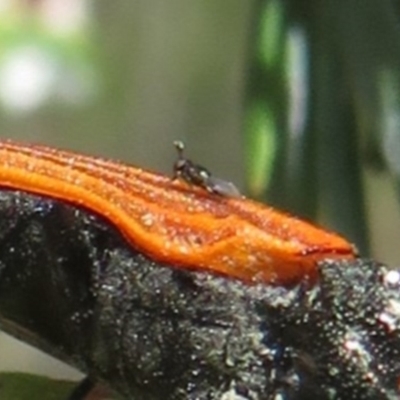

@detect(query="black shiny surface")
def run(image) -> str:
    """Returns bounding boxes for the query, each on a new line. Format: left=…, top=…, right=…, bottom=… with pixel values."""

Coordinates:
left=0, top=189, right=399, bottom=399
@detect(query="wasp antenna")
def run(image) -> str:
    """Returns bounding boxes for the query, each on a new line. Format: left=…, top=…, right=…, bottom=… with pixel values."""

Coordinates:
left=173, top=140, right=185, bottom=158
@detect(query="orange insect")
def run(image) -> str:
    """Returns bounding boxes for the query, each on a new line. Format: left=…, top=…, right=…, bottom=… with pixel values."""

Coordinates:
left=0, top=139, right=356, bottom=284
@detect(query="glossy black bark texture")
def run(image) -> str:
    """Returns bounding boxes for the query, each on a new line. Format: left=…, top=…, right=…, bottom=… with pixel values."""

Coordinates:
left=0, top=189, right=399, bottom=399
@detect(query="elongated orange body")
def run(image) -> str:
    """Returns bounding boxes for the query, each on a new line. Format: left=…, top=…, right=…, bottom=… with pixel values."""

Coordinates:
left=0, top=140, right=355, bottom=284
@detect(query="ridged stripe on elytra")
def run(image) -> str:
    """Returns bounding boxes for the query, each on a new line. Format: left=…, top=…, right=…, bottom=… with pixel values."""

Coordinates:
left=0, top=140, right=356, bottom=284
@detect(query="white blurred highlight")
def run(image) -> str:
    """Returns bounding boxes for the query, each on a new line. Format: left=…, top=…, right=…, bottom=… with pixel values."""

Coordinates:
left=0, top=46, right=58, bottom=113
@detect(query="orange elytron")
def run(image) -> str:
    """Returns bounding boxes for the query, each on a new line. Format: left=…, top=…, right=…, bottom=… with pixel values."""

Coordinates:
left=0, top=140, right=356, bottom=284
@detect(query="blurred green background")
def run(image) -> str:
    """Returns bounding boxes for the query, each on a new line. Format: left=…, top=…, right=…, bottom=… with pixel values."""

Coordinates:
left=1, top=0, right=400, bottom=398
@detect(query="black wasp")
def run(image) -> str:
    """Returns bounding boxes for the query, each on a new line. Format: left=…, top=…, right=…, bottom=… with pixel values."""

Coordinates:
left=172, top=140, right=241, bottom=198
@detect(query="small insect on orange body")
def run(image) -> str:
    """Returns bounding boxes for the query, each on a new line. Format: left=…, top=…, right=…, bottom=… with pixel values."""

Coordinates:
left=172, top=140, right=242, bottom=198
left=0, top=140, right=356, bottom=284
